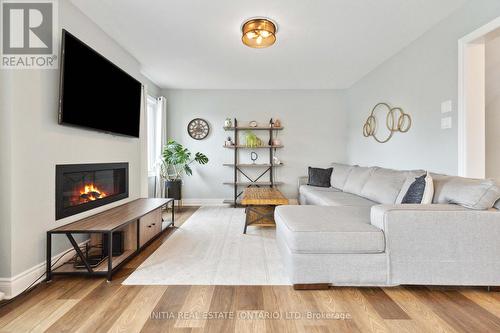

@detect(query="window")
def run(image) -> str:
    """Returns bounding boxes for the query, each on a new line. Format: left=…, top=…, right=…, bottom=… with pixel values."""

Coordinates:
left=147, top=96, right=162, bottom=176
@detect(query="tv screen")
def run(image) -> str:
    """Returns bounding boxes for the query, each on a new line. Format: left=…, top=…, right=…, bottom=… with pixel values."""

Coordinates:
left=59, top=30, right=142, bottom=138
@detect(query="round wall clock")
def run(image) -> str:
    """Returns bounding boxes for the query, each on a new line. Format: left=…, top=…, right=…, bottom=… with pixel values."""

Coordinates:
left=187, top=118, right=210, bottom=140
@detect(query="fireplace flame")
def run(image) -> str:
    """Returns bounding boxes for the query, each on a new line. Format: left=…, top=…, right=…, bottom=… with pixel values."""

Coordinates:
left=80, top=184, right=106, bottom=201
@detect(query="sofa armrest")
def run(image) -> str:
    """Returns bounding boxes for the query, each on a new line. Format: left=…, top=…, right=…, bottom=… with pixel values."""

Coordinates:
left=370, top=204, right=500, bottom=265
left=298, top=176, right=308, bottom=189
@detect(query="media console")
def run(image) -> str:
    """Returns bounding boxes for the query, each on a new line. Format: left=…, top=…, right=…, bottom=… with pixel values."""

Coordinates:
left=46, top=198, right=174, bottom=281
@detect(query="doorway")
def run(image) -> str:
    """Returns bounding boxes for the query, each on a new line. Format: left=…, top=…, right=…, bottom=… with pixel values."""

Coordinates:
left=458, top=17, right=500, bottom=178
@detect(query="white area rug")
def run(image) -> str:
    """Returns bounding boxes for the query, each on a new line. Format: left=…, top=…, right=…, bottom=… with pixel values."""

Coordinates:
left=123, top=206, right=290, bottom=285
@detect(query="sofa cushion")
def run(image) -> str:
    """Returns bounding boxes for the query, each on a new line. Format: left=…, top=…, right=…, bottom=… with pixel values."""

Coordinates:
left=330, top=163, right=355, bottom=190
left=299, top=185, right=376, bottom=207
left=275, top=205, right=385, bottom=254
left=361, top=167, right=408, bottom=204
left=431, top=174, right=500, bottom=210
left=343, top=166, right=377, bottom=196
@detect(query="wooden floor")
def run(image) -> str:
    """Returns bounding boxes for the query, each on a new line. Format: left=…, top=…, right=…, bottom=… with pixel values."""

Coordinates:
left=1, top=206, right=500, bottom=333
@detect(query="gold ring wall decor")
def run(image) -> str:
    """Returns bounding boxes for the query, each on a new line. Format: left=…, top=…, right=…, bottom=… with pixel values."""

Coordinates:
left=362, top=103, right=411, bottom=143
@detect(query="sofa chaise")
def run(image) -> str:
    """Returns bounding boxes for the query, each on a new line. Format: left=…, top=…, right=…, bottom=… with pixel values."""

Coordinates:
left=275, top=163, right=500, bottom=289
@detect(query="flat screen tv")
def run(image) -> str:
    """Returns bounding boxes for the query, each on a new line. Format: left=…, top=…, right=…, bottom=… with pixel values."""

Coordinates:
left=58, top=30, right=142, bottom=137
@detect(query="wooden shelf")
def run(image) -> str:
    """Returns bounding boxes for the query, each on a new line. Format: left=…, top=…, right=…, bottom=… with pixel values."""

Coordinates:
left=224, top=126, right=283, bottom=131
left=223, top=163, right=283, bottom=167
left=223, top=181, right=284, bottom=186
left=53, top=249, right=135, bottom=273
left=224, top=145, right=283, bottom=149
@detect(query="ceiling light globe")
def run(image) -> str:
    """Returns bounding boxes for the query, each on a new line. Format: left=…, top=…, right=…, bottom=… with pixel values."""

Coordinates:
left=241, top=18, right=277, bottom=48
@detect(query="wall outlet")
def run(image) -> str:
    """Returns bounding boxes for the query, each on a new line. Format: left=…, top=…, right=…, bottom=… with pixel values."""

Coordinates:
left=441, top=117, right=452, bottom=129
left=441, top=100, right=452, bottom=113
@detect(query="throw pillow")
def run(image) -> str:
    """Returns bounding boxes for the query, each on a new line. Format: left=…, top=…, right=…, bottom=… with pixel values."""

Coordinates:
left=308, top=167, right=333, bottom=188
left=421, top=172, right=434, bottom=204
left=402, top=172, right=434, bottom=204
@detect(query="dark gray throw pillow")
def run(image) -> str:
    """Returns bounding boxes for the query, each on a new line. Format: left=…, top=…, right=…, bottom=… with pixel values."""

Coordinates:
left=402, top=174, right=426, bottom=204
left=308, top=167, right=333, bottom=188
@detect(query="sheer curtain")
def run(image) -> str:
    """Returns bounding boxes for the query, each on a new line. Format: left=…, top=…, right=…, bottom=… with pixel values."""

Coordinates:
left=156, top=97, right=167, bottom=197
left=147, top=96, right=167, bottom=198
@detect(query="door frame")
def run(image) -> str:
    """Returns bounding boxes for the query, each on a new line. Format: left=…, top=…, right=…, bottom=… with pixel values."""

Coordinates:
left=458, top=16, right=500, bottom=178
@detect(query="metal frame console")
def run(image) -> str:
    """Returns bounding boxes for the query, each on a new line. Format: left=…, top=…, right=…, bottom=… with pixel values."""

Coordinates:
left=46, top=198, right=174, bottom=281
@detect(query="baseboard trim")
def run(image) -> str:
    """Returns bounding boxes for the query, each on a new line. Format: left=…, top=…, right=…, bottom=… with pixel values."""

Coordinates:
left=181, top=199, right=229, bottom=206
left=0, top=240, right=89, bottom=300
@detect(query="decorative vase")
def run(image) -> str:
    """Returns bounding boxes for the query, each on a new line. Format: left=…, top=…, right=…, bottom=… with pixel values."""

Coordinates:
left=273, top=119, right=281, bottom=127
left=273, top=156, right=281, bottom=165
left=224, top=118, right=232, bottom=128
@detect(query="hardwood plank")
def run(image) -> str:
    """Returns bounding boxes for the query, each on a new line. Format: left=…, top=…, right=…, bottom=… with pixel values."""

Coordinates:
left=140, top=286, right=191, bottom=333
left=57, top=277, right=102, bottom=299
left=266, top=287, right=300, bottom=333
left=310, top=290, right=362, bottom=333
left=412, top=287, right=500, bottom=333
left=1, top=298, right=78, bottom=333
left=334, top=287, right=390, bottom=333
left=0, top=277, right=81, bottom=329
left=75, top=285, right=143, bottom=333
left=236, top=286, right=264, bottom=311
left=235, top=310, right=267, bottom=333
left=262, top=286, right=287, bottom=333
left=46, top=280, right=122, bottom=332
left=28, top=299, right=79, bottom=333
left=204, top=286, right=236, bottom=333
left=107, top=286, right=167, bottom=333
left=175, top=285, right=215, bottom=329
left=461, top=289, right=500, bottom=318
left=383, top=287, right=458, bottom=333
left=360, top=287, right=410, bottom=320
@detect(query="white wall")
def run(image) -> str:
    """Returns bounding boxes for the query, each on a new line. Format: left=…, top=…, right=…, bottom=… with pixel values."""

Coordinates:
left=164, top=89, right=348, bottom=200
left=346, top=0, right=500, bottom=174
left=0, top=71, right=12, bottom=278
left=486, top=33, right=500, bottom=180
left=0, top=1, right=159, bottom=282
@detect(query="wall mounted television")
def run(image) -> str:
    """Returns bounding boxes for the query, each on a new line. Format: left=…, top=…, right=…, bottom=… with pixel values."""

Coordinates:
left=58, top=29, right=142, bottom=138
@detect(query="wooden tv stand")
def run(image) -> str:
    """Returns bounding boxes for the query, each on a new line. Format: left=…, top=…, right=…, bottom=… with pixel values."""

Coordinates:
left=46, top=198, right=174, bottom=281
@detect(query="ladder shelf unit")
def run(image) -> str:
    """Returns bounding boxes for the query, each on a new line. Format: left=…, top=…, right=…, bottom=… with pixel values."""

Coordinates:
left=223, top=118, right=284, bottom=207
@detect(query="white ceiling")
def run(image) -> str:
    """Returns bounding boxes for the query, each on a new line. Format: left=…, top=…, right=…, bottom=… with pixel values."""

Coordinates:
left=70, top=0, right=466, bottom=89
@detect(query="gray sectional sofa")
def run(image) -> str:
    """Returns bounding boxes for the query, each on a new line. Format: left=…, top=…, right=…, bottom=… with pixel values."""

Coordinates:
left=275, top=163, right=500, bottom=288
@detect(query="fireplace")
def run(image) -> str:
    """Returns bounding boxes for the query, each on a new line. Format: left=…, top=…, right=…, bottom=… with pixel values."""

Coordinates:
left=56, top=163, right=129, bottom=220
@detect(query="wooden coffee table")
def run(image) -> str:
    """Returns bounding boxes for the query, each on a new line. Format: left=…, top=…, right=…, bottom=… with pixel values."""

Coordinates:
left=241, top=188, right=289, bottom=233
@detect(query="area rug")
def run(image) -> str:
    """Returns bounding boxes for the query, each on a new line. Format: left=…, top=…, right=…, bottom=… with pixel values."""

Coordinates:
left=123, top=206, right=290, bottom=285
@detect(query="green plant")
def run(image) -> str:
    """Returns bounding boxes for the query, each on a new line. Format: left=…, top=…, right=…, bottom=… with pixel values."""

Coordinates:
left=160, top=139, right=209, bottom=181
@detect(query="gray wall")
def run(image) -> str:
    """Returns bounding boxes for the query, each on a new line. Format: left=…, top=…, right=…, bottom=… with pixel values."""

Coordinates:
left=1, top=1, right=159, bottom=278
left=346, top=0, right=500, bottom=174
left=486, top=34, right=500, bottom=181
left=164, top=89, right=348, bottom=200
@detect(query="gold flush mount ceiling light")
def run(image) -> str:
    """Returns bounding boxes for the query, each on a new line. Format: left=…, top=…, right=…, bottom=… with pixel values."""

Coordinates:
left=241, top=18, right=277, bottom=48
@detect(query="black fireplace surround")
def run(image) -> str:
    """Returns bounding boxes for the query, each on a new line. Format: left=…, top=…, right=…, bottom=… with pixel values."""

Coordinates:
left=56, top=163, right=129, bottom=220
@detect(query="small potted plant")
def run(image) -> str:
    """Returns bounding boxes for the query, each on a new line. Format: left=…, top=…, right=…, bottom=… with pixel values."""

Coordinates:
left=160, top=139, right=209, bottom=201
